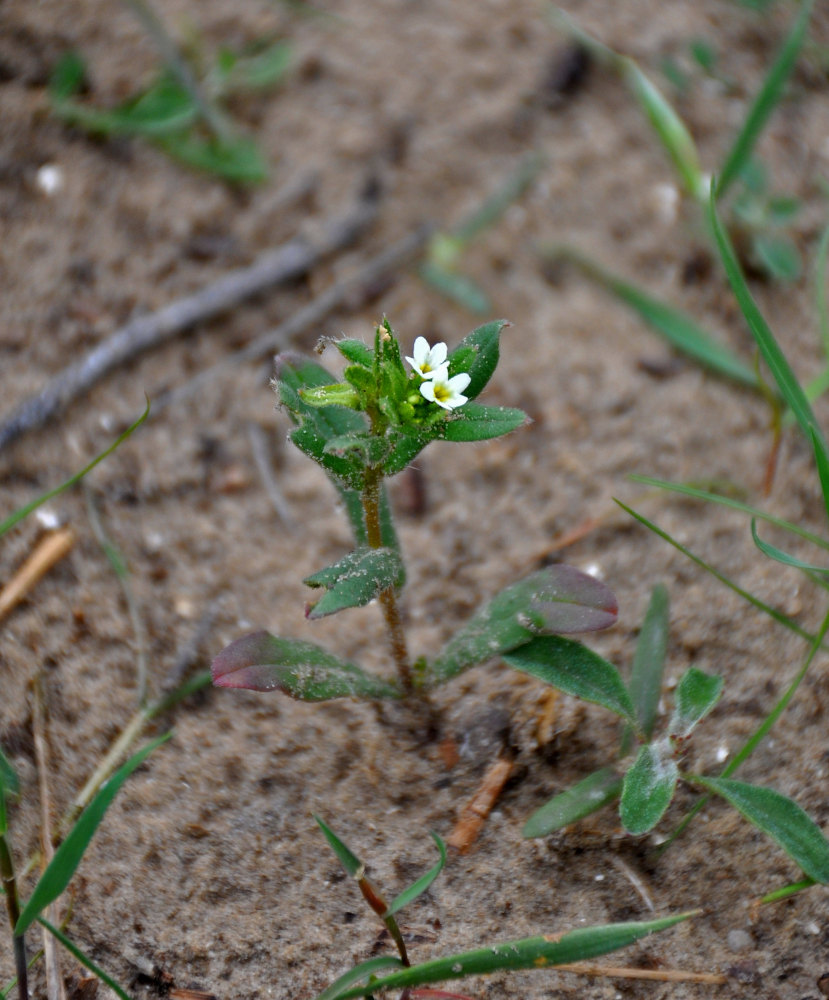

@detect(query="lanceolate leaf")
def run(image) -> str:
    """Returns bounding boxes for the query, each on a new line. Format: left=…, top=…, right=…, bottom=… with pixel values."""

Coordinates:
left=523, top=767, right=622, bottom=838
left=669, top=667, right=723, bottom=739
left=447, top=321, right=508, bottom=400
left=441, top=403, right=527, bottom=442
left=750, top=519, right=829, bottom=577
left=429, top=567, right=618, bottom=683
left=314, top=957, right=406, bottom=1000
left=15, top=735, right=170, bottom=937
left=503, top=636, right=635, bottom=723
left=211, top=631, right=401, bottom=700
left=315, top=815, right=363, bottom=877
left=693, top=776, right=829, bottom=884
left=305, top=547, right=404, bottom=619
left=386, top=833, right=447, bottom=917
left=317, top=912, right=695, bottom=1000
left=628, top=584, right=670, bottom=740
left=620, top=741, right=679, bottom=835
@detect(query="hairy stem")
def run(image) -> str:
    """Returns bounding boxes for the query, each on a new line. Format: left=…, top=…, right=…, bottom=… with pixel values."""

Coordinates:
left=0, top=833, right=28, bottom=1000
left=362, top=466, right=412, bottom=693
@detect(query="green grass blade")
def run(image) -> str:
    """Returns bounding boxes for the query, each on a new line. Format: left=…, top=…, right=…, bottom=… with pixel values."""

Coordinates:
left=314, top=815, right=363, bottom=878
left=750, top=519, right=829, bottom=575
left=543, top=246, right=759, bottom=387
left=523, top=767, right=622, bottom=838
left=385, top=833, right=446, bottom=917
left=709, top=187, right=828, bottom=458
left=15, top=734, right=169, bottom=936
left=629, top=474, right=829, bottom=552
left=759, top=877, right=816, bottom=904
left=693, top=776, right=829, bottom=883
left=615, top=500, right=814, bottom=642
left=37, top=917, right=132, bottom=1000
left=815, top=221, right=829, bottom=360
left=324, top=913, right=696, bottom=999
left=628, top=584, right=670, bottom=741
left=314, top=958, right=406, bottom=1000
left=716, top=0, right=813, bottom=198
left=0, top=400, right=150, bottom=537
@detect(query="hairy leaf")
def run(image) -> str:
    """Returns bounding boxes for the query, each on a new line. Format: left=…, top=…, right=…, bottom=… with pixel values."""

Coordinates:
left=628, top=584, right=670, bottom=741
left=620, top=741, right=678, bottom=835
left=305, top=547, right=404, bottom=618
left=669, top=667, right=723, bottom=739
left=523, top=767, right=622, bottom=838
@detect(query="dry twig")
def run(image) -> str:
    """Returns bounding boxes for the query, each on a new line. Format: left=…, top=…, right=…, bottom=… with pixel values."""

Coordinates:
left=0, top=528, right=75, bottom=623
left=447, top=757, right=513, bottom=853
left=0, top=185, right=380, bottom=453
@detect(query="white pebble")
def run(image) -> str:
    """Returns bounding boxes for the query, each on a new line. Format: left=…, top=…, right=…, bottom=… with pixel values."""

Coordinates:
left=36, top=164, right=64, bottom=196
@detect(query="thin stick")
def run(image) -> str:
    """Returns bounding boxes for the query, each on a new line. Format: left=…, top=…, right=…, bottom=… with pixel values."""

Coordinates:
left=0, top=188, right=380, bottom=453
left=554, top=963, right=728, bottom=984
left=31, top=676, right=67, bottom=1000
left=246, top=422, right=294, bottom=526
left=0, top=529, right=75, bottom=624
left=155, top=224, right=431, bottom=413
left=447, top=757, right=513, bottom=853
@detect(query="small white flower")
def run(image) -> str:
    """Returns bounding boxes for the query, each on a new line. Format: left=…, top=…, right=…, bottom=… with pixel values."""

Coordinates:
left=420, top=370, right=471, bottom=411
left=405, top=336, right=448, bottom=379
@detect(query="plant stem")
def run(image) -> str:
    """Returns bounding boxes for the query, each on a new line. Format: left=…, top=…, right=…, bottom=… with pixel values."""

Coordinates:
left=362, top=465, right=413, bottom=693
left=0, top=834, right=28, bottom=1000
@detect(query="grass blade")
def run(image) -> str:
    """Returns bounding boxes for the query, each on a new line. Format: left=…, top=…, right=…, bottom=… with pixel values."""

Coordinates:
left=523, top=767, right=622, bottom=838
left=314, top=958, right=406, bottom=1000
left=628, top=583, right=670, bottom=741
left=314, top=815, right=363, bottom=877
left=37, top=917, right=132, bottom=1000
left=0, top=400, right=149, bottom=537
left=385, top=833, right=446, bottom=917
left=615, top=500, right=814, bottom=642
left=323, top=912, right=697, bottom=999
left=15, top=734, right=169, bottom=936
left=709, top=187, right=828, bottom=458
left=543, top=246, right=759, bottom=387
left=693, top=776, right=829, bottom=883
left=750, top=519, right=829, bottom=575
left=716, top=0, right=813, bottom=198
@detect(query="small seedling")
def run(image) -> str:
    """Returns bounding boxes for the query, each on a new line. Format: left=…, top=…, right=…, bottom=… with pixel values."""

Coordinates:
left=309, top=816, right=694, bottom=999
left=212, top=319, right=619, bottom=703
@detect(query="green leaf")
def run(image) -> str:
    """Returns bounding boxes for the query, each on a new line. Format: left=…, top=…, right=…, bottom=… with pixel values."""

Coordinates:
left=620, top=741, right=679, bottom=835
left=211, top=631, right=401, bottom=700
left=429, top=566, right=618, bottom=683
left=693, top=776, right=829, bottom=883
left=544, top=247, right=759, bottom=388
left=750, top=519, right=829, bottom=576
left=418, top=262, right=490, bottom=314
left=503, top=636, right=636, bottom=723
left=320, top=912, right=696, bottom=999
left=15, top=734, right=169, bottom=936
left=716, top=0, right=813, bottom=198
left=335, top=339, right=375, bottom=368
left=669, top=667, right=723, bottom=739
left=314, top=957, right=406, bottom=1000
left=305, top=547, right=404, bottom=619
left=629, top=584, right=670, bottom=740
left=0, top=400, right=150, bottom=537
left=709, top=186, right=827, bottom=455
left=441, top=402, right=527, bottom=442
left=753, top=234, right=802, bottom=282
left=158, top=131, right=268, bottom=184
left=448, top=320, right=508, bottom=401
left=315, top=814, right=363, bottom=877
left=809, top=425, right=829, bottom=529
left=49, top=52, right=86, bottom=101
left=523, top=767, right=622, bottom=838
left=219, top=40, right=292, bottom=93
left=385, top=833, right=447, bottom=917
left=37, top=917, right=132, bottom=1000
left=620, top=57, right=705, bottom=200
left=0, top=746, right=20, bottom=800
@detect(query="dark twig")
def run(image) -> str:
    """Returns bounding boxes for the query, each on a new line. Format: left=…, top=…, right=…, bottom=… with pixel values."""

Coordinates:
left=154, top=224, right=431, bottom=413
left=246, top=422, right=294, bottom=527
left=0, top=186, right=380, bottom=454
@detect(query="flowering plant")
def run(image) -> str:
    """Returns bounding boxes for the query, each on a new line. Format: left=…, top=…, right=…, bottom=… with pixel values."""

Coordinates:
left=212, top=319, right=619, bottom=701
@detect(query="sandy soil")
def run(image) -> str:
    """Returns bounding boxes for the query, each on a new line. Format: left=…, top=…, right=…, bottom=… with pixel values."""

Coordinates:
left=1, top=1, right=828, bottom=998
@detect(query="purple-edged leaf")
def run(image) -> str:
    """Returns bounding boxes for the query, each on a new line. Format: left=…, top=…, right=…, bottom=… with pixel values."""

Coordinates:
left=305, top=547, right=404, bottom=618
left=503, top=636, right=635, bottom=723
left=523, top=767, right=622, bottom=838
left=693, top=776, right=829, bottom=883
left=620, top=741, right=679, bottom=835
left=428, top=566, right=618, bottom=683
left=669, top=667, right=723, bottom=739
left=212, top=631, right=401, bottom=700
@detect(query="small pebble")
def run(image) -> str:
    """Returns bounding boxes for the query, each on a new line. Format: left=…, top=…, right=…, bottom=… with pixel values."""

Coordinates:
left=727, top=929, right=752, bottom=952
left=36, top=163, right=64, bottom=196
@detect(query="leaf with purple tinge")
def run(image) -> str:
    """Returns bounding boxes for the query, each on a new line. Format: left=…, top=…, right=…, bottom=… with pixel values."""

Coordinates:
left=211, top=631, right=401, bottom=701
